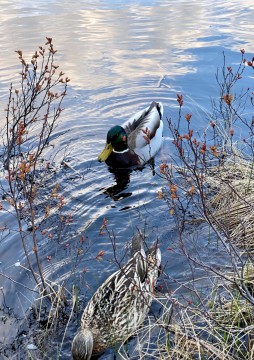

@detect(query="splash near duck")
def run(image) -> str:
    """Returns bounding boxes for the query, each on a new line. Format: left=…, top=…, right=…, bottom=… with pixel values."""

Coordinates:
left=98, top=101, right=163, bottom=168
left=71, top=234, right=161, bottom=359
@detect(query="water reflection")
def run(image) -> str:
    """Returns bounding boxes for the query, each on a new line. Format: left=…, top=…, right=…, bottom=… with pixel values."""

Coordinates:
left=101, top=156, right=156, bottom=201
left=1, top=0, right=254, bottom=97
left=102, top=168, right=132, bottom=200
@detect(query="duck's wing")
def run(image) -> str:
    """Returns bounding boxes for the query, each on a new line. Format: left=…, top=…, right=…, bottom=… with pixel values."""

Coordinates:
left=83, top=250, right=148, bottom=318
left=122, top=102, right=163, bottom=150
left=83, top=250, right=148, bottom=323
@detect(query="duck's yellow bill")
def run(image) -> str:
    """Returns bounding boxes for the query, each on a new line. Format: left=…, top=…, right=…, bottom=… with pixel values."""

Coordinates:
left=98, top=143, right=113, bottom=162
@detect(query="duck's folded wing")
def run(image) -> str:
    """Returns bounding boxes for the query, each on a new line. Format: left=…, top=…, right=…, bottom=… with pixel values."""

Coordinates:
left=123, top=102, right=163, bottom=150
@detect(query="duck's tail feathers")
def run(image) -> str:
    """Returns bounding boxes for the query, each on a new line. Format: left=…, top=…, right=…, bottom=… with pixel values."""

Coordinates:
left=131, top=231, right=161, bottom=267
left=131, top=230, right=145, bottom=257
left=155, top=101, right=163, bottom=119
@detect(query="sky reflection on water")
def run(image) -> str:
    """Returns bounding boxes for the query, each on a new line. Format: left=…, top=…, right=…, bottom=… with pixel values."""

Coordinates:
left=1, top=0, right=254, bottom=92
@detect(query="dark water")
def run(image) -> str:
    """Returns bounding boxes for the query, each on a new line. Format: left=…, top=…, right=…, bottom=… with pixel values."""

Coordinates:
left=0, top=0, right=254, bottom=358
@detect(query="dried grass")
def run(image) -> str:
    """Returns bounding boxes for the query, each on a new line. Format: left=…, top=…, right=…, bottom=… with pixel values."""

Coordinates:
left=118, top=292, right=252, bottom=359
left=207, top=158, right=254, bottom=250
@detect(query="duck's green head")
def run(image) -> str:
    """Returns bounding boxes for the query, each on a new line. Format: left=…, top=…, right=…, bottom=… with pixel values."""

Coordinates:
left=98, top=125, right=128, bottom=162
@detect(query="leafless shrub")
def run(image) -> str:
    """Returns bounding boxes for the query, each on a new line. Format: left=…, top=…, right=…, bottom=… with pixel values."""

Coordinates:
left=155, top=50, right=254, bottom=358
left=0, top=37, right=69, bottom=295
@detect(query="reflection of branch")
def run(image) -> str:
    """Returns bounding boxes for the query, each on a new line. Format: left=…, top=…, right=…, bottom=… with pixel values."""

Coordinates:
left=61, top=160, right=82, bottom=178
left=0, top=271, right=39, bottom=293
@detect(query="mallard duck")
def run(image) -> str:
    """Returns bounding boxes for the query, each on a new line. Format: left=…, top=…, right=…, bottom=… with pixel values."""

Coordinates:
left=98, top=101, right=163, bottom=168
left=71, top=234, right=161, bottom=360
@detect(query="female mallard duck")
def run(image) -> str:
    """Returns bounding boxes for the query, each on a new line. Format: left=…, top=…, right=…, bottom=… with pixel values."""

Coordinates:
left=71, top=234, right=161, bottom=360
left=98, top=101, right=163, bottom=168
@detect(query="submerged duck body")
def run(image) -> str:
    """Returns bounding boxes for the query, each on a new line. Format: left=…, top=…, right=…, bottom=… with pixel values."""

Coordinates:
left=98, top=101, right=163, bottom=168
left=72, top=235, right=161, bottom=360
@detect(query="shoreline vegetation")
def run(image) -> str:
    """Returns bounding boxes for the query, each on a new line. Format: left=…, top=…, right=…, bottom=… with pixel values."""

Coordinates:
left=1, top=39, right=254, bottom=359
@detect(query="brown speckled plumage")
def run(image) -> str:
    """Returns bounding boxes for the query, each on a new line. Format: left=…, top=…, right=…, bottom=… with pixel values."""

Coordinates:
left=72, top=235, right=161, bottom=359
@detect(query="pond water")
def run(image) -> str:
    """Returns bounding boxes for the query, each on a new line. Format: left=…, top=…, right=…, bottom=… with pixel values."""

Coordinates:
left=0, top=0, right=254, bottom=358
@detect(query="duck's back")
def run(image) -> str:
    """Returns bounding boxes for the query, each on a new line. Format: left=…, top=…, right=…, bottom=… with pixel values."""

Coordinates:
left=80, top=247, right=160, bottom=353
left=123, top=102, right=163, bottom=161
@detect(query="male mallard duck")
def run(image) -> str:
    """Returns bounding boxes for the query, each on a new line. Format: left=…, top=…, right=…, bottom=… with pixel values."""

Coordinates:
left=98, top=101, right=163, bottom=168
left=71, top=234, right=161, bottom=360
